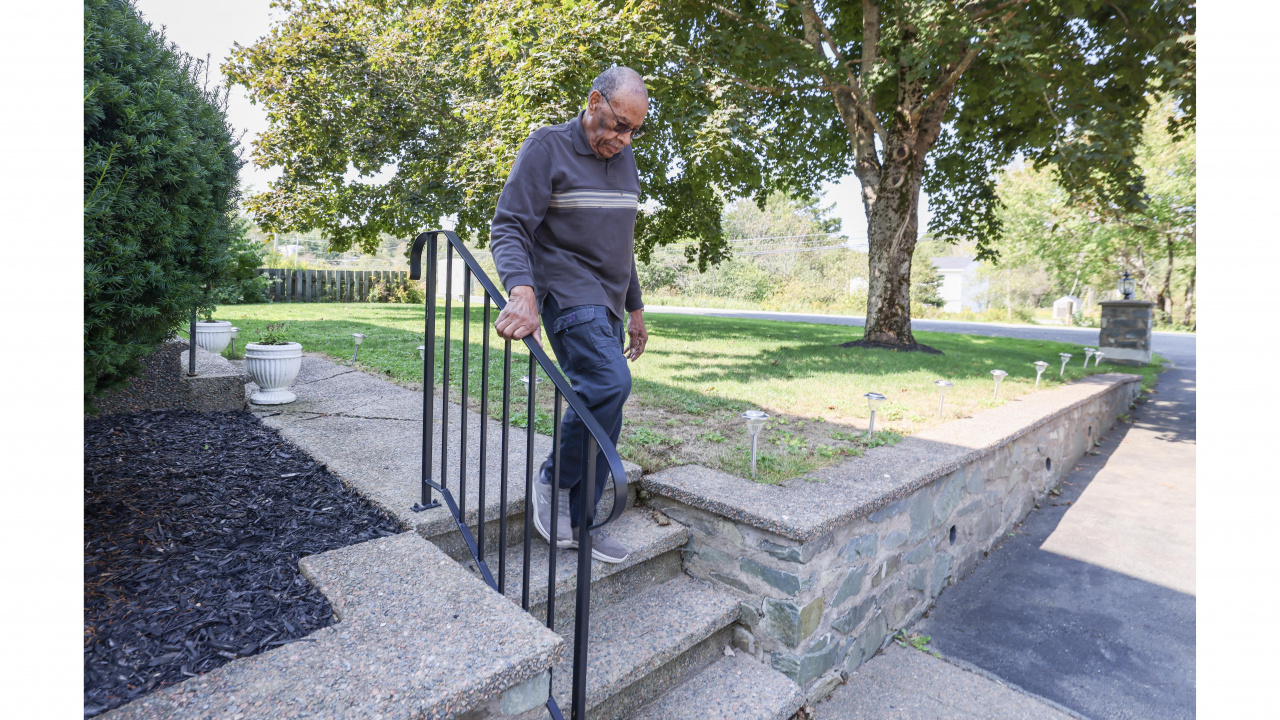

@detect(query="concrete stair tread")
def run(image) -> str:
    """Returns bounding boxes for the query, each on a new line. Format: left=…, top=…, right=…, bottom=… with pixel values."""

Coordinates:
left=552, top=574, right=739, bottom=714
left=626, top=653, right=805, bottom=720
left=254, top=356, right=640, bottom=542
left=490, top=507, right=690, bottom=613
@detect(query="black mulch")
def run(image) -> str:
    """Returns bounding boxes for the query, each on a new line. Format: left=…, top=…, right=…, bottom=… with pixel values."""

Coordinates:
left=84, top=410, right=403, bottom=717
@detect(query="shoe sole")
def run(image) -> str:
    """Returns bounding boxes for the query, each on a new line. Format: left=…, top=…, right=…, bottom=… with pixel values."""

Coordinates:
left=568, top=536, right=628, bottom=564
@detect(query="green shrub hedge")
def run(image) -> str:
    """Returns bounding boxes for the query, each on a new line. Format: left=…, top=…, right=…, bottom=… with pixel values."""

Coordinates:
left=84, top=0, right=247, bottom=409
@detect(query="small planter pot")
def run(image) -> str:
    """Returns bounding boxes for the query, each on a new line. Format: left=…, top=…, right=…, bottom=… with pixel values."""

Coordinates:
left=244, top=342, right=303, bottom=405
left=195, top=321, right=234, bottom=354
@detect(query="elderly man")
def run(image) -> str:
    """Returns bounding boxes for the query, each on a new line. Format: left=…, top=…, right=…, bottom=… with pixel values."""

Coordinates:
left=489, top=66, right=650, bottom=564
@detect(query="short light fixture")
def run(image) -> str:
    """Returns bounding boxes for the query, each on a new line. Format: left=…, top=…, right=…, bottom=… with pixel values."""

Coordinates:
left=864, top=392, right=887, bottom=437
left=1082, top=347, right=1095, bottom=367
left=520, top=375, right=542, bottom=389
left=1093, top=350, right=1105, bottom=367
left=418, top=344, right=426, bottom=360
left=1058, top=353, right=1072, bottom=377
left=1118, top=270, right=1136, bottom=300
left=351, top=333, right=366, bottom=363
left=1033, top=361, right=1049, bottom=389
left=740, top=410, right=769, bottom=477
left=990, top=369, right=1008, bottom=399
left=230, top=326, right=240, bottom=357
left=934, top=380, right=953, bottom=418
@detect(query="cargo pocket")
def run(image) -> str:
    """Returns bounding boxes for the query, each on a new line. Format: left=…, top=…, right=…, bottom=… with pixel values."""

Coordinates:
left=552, top=306, right=615, bottom=372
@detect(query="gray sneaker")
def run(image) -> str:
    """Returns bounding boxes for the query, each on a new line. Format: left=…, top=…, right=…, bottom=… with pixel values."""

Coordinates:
left=532, top=481, right=574, bottom=548
left=572, top=526, right=629, bottom=564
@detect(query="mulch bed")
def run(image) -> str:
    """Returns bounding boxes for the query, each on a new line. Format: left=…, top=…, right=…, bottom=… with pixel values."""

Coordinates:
left=84, top=410, right=403, bottom=717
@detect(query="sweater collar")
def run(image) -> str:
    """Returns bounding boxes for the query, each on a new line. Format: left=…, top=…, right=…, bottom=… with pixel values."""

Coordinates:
left=570, top=112, right=597, bottom=157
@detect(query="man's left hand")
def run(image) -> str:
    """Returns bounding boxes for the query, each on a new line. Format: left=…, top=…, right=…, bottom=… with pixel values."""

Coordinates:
left=624, top=310, right=647, bottom=361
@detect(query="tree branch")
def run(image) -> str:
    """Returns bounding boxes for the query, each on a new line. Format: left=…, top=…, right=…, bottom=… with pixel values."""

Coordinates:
left=791, top=0, right=887, bottom=145
left=909, top=5, right=1023, bottom=122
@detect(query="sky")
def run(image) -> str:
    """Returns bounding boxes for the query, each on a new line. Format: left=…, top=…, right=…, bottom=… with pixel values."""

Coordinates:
left=134, top=0, right=931, bottom=247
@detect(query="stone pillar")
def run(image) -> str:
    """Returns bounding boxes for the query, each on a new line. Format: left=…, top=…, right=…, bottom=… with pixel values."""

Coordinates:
left=1099, top=300, right=1154, bottom=366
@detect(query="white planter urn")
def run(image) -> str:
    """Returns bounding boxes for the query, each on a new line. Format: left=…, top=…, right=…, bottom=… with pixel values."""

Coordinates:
left=195, top=320, right=234, bottom=354
left=244, top=342, right=303, bottom=405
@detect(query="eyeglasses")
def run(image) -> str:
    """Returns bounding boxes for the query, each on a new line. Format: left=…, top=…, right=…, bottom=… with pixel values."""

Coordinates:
left=600, top=92, right=645, bottom=140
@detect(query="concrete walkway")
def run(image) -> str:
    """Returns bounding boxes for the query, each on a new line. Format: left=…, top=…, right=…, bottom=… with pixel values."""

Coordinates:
left=810, top=323, right=1195, bottom=718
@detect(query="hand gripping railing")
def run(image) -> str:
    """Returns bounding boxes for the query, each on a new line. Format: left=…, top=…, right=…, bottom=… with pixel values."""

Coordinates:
left=408, top=230, right=628, bottom=720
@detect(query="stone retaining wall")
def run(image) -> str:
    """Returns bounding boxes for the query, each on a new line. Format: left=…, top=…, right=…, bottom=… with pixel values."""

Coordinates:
left=643, top=375, right=1141, bottom=701
left=1099, top=300, right=1154, bottom=366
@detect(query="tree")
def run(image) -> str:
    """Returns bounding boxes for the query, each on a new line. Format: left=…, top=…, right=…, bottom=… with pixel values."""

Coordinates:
left=990, top=96, right=1195, bottom=326
left=229, top=1, right=1193, bottom=349
left=666, top=0, right=1193, bottom=349
left=226, top=0, right=765, bottom=270
left=85, top=0, right=246, bottom=409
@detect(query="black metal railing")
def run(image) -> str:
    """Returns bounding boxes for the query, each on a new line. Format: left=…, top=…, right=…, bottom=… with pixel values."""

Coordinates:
left=408, top=230, right=628, bottom=720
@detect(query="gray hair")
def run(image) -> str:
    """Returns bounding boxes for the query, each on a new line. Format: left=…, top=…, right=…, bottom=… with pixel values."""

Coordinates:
left=590, top=66, right=647, bottom=101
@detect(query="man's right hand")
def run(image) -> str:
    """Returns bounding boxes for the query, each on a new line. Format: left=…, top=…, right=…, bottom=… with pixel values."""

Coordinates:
left=495, top=286, right=542, bottom=345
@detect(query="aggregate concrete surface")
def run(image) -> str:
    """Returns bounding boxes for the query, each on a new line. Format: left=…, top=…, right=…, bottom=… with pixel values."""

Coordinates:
left=815, top=644, right=1077, bottom=720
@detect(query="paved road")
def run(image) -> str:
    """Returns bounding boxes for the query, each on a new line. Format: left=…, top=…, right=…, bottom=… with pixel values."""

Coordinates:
left=644, top=305, right=1196, bottom=368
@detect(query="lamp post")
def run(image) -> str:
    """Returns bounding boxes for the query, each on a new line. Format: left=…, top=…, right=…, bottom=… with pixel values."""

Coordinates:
left=350, top=333, right=366, bottom=363
left=230, top=326, right=239, bottom=358
left=1118, top=270, right=1136, bottom=300
left=1083, top=347, right=1095, bottom=367
left=990, top=369, right=1008, bottom=399
left=740, top=410, right=769, bottom=477
left=1058, top=353, right=1072, bottom=377
left=1093, top=350, right=1105, bottom=367
left=934, top=380, right=953, bottom=418
left=864, top=392, right=886, bottom=438
left=1033, top=361, right=1049, bottom=389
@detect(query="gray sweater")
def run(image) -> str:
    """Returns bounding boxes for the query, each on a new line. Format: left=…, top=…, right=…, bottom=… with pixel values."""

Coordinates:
left=490, top=112, right=643, bottom=321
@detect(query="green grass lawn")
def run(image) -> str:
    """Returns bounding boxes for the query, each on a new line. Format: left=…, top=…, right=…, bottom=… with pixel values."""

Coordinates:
left=216, top=302, right=1161, bottom=483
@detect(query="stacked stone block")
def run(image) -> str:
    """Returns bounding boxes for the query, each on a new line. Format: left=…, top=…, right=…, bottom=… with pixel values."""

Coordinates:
left=645, top=378, right=1139, bottom=702
left=1099, top=300, right=1155, bottom=366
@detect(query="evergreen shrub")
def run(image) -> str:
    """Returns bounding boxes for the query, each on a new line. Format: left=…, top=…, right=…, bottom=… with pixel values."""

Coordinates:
left=84, top=0, right=245, bottom=409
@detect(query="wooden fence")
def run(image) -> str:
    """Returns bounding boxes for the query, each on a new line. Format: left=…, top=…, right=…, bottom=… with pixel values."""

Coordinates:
left=260, top=268, right=411, bottom=303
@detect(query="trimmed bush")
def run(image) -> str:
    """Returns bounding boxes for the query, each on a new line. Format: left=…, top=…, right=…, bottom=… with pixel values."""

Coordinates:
left=84, top=0, right=245, bottom=409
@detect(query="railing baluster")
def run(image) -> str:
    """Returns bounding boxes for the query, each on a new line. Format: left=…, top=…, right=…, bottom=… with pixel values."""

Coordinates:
left=478, top=293, right=490, bottom=563
left=572, top=435, right=597, bottom=720
left=499, top=338, right=511, bottom=594
left=522, top=353, right=535, bottom=611
left=460, top=271, right=471, bottom=523
left=547, top=389, right=563, bottom=633
left=441, top=244, right=452, bottom=493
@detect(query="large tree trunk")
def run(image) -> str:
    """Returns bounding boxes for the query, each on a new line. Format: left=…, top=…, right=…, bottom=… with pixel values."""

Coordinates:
left=861, top=165, right=924, bottom=345
left=1157, top=238, right=1175, bottom=323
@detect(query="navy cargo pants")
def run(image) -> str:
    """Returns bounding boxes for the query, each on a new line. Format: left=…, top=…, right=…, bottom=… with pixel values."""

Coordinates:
left=537, top=293, right=631, bottom=529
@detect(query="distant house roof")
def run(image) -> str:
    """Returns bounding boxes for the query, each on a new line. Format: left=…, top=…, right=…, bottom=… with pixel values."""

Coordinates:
left=1054, top=295, right=1083, bottom=305
left=931, top=257, right=975, bottom=271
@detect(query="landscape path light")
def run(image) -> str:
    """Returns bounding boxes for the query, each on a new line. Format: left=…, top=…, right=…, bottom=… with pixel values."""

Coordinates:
left=230, top=327, right=239, bottom=358
left=934, top=380, right=953, bottom=418
left=990, top=369, right=1008, bottom=399
left=864, top=392, right=886, bottom=438
left=350, top=333, right=366, bottom=364
left=520, top=375, right=542, bottom=389
left=1093, top=350, right=1105, bottom=367
left=1058, top=353, right=1072, bottom=377
left=419, top=345, right=426, bottom=360
left=740, top=410, right=770, bottom=477
left=1033, top=361, right=1049, bottom=389
left=1083, top=347, right=1095, bottom=367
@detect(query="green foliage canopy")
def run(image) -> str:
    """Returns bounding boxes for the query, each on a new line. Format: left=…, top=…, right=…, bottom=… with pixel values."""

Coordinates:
left=84, top=0, right=248, bottom=406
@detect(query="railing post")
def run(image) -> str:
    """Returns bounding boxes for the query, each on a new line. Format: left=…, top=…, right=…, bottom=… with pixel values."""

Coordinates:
left=188, top=306, right=197, bottom=376
left=478, top=293, right=491, bottom=563
left=413, top=232, right=441, bottom=512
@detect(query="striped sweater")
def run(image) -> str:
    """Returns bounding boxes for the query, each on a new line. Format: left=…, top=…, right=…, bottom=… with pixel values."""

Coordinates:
left=490, top=112, right=643, bottom=321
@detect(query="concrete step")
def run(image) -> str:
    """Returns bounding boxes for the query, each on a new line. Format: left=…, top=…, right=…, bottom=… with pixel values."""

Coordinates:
left=549, top=575, right=740, bottom=720
left=626, top=653, right=805, bottom=720
left=476, top=506, right=690, bottom=633
left=252, top=356, right=642, bottom=560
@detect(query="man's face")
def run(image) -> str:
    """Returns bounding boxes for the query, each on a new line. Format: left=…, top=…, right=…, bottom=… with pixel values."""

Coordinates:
left=584, top=89, right=648, bottom=160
